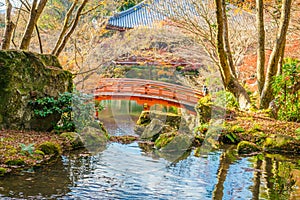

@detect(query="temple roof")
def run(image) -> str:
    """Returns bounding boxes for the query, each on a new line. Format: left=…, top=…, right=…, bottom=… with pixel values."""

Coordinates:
left=106, top=1, right=165, bottom=30
left=106, top=0, right=256, bottom=31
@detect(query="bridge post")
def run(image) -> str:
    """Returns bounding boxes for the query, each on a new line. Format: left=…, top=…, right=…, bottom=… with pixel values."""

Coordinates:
left=145, top=84, right=149, bottom=94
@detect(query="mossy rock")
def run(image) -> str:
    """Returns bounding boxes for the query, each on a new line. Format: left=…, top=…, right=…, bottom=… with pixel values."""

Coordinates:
left=38, top=141, right=62, bottom=156
left=0, top=50, right=72, bottom=130
left=264, top=134, right=300, bottom=153
left=5, top=158, right=26, bottom=166
left=156, top=134, right=193, bottom=163
left=155, top=131, right=178, bottom=149
left=79, top=126, right=108, bottom=153
left=141, top=119, right=164, bottom=140
left=237, top=141, right=260, bottom=154
left=195, top=95, right=212, bottom=123
left=60, top=132, right=84, bottom=149
left=160, top=134, right=193, bottom=152
left=136, top=111, right=181, bottom=128
left=0, top=167, right=6, bottom=176
left=136, top=111, right=151, bottom=126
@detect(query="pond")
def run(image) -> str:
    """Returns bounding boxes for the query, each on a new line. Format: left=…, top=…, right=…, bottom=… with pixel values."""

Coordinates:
left=1, top=100, right=300, bottom=199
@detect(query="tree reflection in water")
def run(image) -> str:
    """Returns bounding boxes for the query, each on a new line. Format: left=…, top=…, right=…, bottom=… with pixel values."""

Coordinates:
left=0, top=145, right=299, bottom=199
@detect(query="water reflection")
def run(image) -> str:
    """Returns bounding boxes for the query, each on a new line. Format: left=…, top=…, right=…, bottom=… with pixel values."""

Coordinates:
left=0, top=100, right=299, bottom=199
left=0, top=144, right=299, bottom=199
left=0, top=158, right=71, bottom=199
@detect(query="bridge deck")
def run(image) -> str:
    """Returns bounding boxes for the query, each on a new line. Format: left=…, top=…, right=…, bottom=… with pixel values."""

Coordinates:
left=94, top=78, right=203, bottom=108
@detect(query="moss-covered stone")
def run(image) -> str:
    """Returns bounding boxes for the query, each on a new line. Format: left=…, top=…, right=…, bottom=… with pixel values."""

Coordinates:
left=237, top=141, right=260, bottom=154
left=136, top=111, right=151, bottom=126
left=5, top=158, right=26, bottom=166
left=0, top=167, right=6, bottom=176
left=38, top=141, right=62, bottom=156
left=0, top=50, right=73, bottom=130
left=79, top=126, right=108, bottom=153
left=141, top=119, right=164, bottom=140
left=136, top=111, right=181, bottom=127
left=195, top=95, right=212, bottom=123
left=159, top=133, right=193, bottom=152
left=264, top=134, right=300, bottom=153
left=60, top=132, right=84, bottom=149
left=155, top=133, right=193, bottom=163
left=135, top=110, right=182, bottom=136
left=155, top=132, right=178, bottom=149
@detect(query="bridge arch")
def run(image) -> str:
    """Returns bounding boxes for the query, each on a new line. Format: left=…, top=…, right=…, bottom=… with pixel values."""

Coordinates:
left=94, top=78, right=203, bottom=114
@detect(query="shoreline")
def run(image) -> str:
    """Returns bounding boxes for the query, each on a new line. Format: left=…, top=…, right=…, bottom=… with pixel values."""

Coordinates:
left=0, top=110, right=299, bottom=177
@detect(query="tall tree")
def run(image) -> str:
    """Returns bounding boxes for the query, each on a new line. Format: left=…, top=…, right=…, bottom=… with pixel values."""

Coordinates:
left=1, top=0, right=15, bottom=49
left=214, top=0, right=251, bottom=109
left=19, top=0, right=48, bottom=50
left=52, top=0, right=89, bottom=56
left=159, top=0, right=293, bottom=110
left=259, top=0, right=293, bottom=108
left=256, top=0, right=265, bottom=96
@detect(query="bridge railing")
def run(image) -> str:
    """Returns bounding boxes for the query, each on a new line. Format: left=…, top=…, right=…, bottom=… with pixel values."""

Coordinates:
left=94, top=78, right=203, bottom=106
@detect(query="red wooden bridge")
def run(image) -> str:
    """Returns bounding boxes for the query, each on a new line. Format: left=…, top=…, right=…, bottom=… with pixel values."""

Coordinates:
left=94, top=78, right=204, bottom=111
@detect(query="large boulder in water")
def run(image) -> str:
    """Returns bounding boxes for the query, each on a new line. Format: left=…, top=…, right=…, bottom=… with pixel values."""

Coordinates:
left=0, top=50, right=72, bottom=130
left=141, top=119, right=164, bottom=140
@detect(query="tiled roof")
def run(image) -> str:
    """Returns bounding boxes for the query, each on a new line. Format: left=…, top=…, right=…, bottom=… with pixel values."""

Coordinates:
left=107, top=1, right=165, bottom=29
left=107, top=0, right=256, bottom=30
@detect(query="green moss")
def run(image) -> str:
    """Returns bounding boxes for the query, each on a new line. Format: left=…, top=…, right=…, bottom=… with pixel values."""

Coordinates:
left=237, top=141, right=260, bottom=154
left=0, top=50, right=73, bottom=130
left=195, top=123, right=209, bottom=134
left=38, top=141, right=61, bottom=156
left=249, top=124, right=262, bottom=132
left=7, top=148, right=18, bottom=155
left=0, top=167, right=6, bottom=176
left=60, top=132, right=84, bottom=149
left=5, top=158, right=26, bottom=166
left=230, top=125, right=245, bottom=133
left=296, top=128, right=300, bottom=136
left=195, top=95, right=212, bottom=123
left=263, top=134, right=300, bottom=153
left=264, top=135, right=289, bottom=148
left=136, top=111, right=151, bottom=126
left=155, top=132, right=177, bottom=149
left=137, top=111, right=181, bottom=128
left=34, top=150, right=45, bottom=156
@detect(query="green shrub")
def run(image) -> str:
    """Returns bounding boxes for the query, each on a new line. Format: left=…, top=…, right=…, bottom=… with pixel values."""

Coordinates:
left=272, top=58, right=300, bottom=122
left=30, top=91, right=104, bottom=132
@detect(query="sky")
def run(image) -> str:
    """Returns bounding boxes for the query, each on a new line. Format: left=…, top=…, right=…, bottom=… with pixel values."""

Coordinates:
left=0, top=0, right=22, bottom=11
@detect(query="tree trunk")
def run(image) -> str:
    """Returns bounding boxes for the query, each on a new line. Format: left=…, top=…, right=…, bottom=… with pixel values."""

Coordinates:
left=212, top=148, right=235, bottom=200
left=215, top=0, right=251, bottom=110
left=2, top=0, right=15, bottom=49
left=222, top=0, right=237, bottom=78
left=53, top=0, right=88, bottom=56
left=227, top=77, right=251, bottom=109
left=260, top=0, right=292, bottom=109
left=277, top=37, right=286, bottom=76
left=52, top=0, right=78, bottom=55
left=19, top=0, right=48, bottom=50
left=256, top=0, right=265, bottom=96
